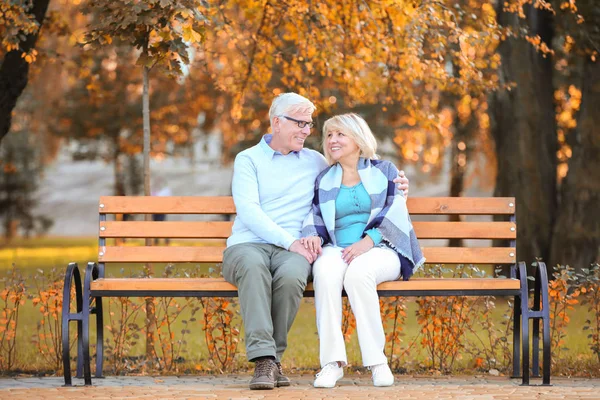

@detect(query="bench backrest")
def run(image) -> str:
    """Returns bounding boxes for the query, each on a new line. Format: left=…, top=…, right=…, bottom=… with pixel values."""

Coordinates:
left=97, top=196, right=516, bottom=274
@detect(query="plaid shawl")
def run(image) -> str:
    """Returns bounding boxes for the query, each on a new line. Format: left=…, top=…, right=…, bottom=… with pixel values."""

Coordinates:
left=302, top=158, right=425, bottom=280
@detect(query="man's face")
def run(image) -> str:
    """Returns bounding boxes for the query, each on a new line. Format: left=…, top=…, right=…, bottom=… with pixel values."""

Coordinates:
left=271, top=110, right=313, bottom=154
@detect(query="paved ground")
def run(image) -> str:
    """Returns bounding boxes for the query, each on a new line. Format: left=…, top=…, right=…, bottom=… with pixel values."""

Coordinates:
left=1, top=374, right=599, bottom=399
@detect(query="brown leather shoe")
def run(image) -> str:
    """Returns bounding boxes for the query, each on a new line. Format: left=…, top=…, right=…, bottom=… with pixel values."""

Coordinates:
left=249, top=359, right=277, bottom=390
left=275, top=362, right=291, bottom=387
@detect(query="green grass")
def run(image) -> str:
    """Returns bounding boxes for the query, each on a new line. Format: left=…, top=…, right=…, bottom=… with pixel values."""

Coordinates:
left=0, top=237, right=598, bottom=376
left=0, top=236, right=98, bottom=248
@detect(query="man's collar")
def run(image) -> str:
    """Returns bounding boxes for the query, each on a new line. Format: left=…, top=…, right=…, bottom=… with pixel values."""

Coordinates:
left=260, top=134, right=301, bottom=158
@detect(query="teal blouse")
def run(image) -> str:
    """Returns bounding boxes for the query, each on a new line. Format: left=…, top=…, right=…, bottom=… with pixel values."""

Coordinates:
left=334, top=182, right=383, bottom=248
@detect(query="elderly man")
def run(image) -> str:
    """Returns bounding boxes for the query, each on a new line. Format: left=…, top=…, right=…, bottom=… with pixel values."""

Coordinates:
left=222, top=93, right=409, bottom=390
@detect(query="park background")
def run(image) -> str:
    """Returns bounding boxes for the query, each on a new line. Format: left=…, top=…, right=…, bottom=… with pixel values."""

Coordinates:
left=0, top=0, right=599, bottom=379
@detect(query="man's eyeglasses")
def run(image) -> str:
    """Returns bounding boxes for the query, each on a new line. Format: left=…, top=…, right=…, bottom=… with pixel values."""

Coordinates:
left=280, top=115, right=315, bottom=129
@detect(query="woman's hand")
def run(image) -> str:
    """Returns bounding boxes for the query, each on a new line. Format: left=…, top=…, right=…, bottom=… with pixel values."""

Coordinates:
left=300, top=236, right=322, bottom=257
left=342, top=236, right=374, bottom=264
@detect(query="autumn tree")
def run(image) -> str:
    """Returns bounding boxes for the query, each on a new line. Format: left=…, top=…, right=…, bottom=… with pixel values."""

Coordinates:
left=489, top=0, right=599, bottom=271
left=81, top=0, right=206, bottom=360
left=81, top=0, right=205, bottom=195
left=200, top=0, right=504, bottom=171
left=488, top=1, right=558, bottom=267
left=0, top=0, right=51, bottom=142
left=0, top=0, right=74, bottom=237
left=203, top=0, right=597, bottom=269
left=549, top=0, right=600, bottom=270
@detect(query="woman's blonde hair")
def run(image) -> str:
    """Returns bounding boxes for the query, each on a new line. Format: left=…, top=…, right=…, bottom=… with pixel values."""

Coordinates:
left=322, top=113, right=378, bottom=165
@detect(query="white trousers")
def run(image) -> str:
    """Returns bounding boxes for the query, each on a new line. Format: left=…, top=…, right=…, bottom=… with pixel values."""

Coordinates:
left=313, top=245, right=401, bottom=367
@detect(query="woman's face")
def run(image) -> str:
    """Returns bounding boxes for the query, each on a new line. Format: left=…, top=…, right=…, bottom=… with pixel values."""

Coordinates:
left=325, top=129, right=360, bottom=163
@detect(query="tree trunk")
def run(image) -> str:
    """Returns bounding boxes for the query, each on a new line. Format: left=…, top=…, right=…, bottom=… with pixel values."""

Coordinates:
left=113, top=135, right=126, bottom=196
left=549, top=58, right=600, bottom=271
left=143, top=65, right=151, bottom=197
left=448, top=97, right=477, bottom=247
left=489, top=5, right=557, bottom=265
left=141, top=63, right=156, bottom=361
left=0, top=0, right=51, bottom=142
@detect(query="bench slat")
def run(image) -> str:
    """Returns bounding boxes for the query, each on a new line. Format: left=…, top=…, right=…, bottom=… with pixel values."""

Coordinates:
left=100, top=221, right=234, bottom=238
left=414, top=222, right=516, bottom=239
left=90, top=278, right=520, bottom=292
left=97, top=246, right=517, bottom=264
left=99, top=196, right=516, bottom=215
left=99, top=221, right=516, bottom=240
left=99, top=196, right=236, bottom=214
left=407, top=197, right=515, bottom=215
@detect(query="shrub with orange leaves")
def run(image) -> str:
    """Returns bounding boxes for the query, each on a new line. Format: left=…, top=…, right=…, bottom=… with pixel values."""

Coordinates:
left=31, top=267, right=67, bottom=372
left=548, top=264, right=582, bottom=364
left=153, top=295, right=197, bottom=372
left=199, top=297, right=239, bottom=373
left=104, top=296, right=144, bottom=375
left=416, top=294, right=474, bottom=372
left=150, top=265, right=199, bottom=372
left=581, top=263, right=600, bottom=364
left=380, top=296, right=409, bottom=371
left=0, top=265, right=26, bottom=371
left=415, top=264, right=484, bottom=372
left=464, top=296, right=514, bottom=373
left=193, top=264, right=239, bottom=373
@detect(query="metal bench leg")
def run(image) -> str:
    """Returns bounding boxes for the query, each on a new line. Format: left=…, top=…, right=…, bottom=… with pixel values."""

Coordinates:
left=518, top=261, right=530, bottom=385
left=81, top=303, right=91, bottom=385
left=61, top=263, right=83, bottom=387
left=77, top=294, right=95, bottom=379
left=94, top=296, right=104, bottom=377
left=80, top=263, right=100, bottom=385
left=89, top=262, right=105, bottom=378
left=75, top=314, right=84, bottom=379
left=532, top=270, right=541, bottom=378
left=76, top=283, right=87, bottom=379
left=537, top=262, right=552, bottom=386
left=512, top=294, right=521, bottom=378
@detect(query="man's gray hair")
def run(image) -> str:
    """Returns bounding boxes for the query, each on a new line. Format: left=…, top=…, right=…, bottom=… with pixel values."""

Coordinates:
left=269, top=93, right=316, bottom=126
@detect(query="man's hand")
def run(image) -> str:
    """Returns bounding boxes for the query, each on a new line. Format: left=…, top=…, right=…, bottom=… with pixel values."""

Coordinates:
left=300, top=236, right=322, bottom=257
left=341, top=236, right=374, bottom=264
left=289, top=240, right=316, bottom=263
left=393, top=170, right=409, bottom=197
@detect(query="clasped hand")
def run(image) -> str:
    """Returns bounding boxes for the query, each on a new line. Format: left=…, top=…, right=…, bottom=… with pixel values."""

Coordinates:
left=293, top=235, right=375, bottom=264
left=290, top=236, right=322, bottom=263
left=300, top=236, right=322, bottom=257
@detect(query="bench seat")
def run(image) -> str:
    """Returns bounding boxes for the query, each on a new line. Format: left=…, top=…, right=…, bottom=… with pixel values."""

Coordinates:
left=90, top=277, right=522, bottom=297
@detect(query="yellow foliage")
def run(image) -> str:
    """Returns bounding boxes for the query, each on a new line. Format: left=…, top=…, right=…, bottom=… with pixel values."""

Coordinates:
left=183, top=25, right=202, bottom=43
left=201, top=0, right=504, bottom=160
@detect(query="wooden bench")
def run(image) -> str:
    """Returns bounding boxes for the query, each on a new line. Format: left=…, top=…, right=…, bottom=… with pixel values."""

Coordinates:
left=61, top=196, right=550, bottom=386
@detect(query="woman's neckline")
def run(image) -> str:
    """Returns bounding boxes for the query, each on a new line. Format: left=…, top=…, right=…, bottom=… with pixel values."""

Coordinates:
left=340, top=182, right=363, bottom=189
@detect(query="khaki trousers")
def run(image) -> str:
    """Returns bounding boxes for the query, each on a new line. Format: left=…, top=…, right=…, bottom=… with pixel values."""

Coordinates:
left=222, top=243, right=311, bottom=361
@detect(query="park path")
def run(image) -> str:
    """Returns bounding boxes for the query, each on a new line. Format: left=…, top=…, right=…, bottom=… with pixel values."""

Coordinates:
left=1, top=374, right=599, bottom=399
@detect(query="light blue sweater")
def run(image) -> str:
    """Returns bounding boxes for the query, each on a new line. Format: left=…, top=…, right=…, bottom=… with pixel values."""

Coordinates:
left=227, top=134, right=328, bottom=250
left=334, top=182, right=383, bottom=248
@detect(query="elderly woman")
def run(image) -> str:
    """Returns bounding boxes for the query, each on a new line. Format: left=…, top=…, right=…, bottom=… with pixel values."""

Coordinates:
left=301, top=113, right=425, bottom=388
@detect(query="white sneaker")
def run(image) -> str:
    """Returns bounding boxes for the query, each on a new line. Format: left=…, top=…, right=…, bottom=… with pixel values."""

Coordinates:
left=314, top=362, right=344, bottom=388
left=370, top=363, right=394, bottom=387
